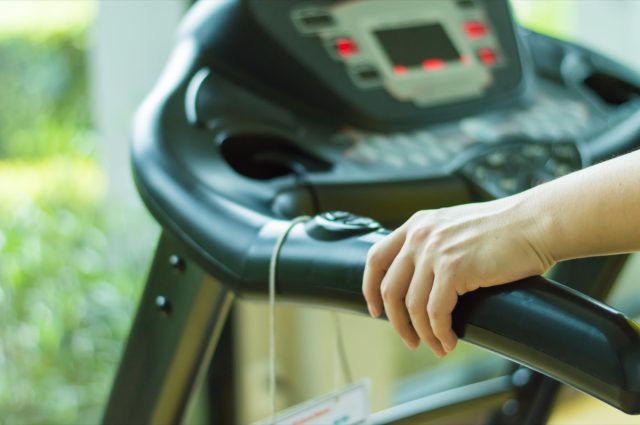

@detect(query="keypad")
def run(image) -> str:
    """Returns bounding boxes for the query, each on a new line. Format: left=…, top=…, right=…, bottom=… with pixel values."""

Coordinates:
left=338, top=89, right=594, bottom=172
left=461, top=142, right=582, bottom=197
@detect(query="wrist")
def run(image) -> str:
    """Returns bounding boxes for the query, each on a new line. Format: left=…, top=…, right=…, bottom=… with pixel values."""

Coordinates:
left=511, top=187, right=558, bottom=269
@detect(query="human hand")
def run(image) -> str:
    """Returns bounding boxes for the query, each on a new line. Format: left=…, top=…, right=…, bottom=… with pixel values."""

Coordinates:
left=362, top=194, right=555, bottom=357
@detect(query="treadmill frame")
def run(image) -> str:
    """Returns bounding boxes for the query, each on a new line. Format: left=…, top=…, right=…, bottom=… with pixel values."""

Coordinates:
left=102, top=232, right=629, bottom=425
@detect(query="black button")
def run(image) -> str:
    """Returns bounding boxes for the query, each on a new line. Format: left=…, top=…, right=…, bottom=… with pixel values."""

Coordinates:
left=307, top=212, right=381, bottom=240
left=356, top=67, right=379, bottom=82
left=300, top=13, right=334, bottom=28
left=349, top=65, right=382, bottom=88
left=293, top=9, right=335, bottom=33
left=345, top=217, right=376, bottom=227
left=323, top=211, right=352, bottom=221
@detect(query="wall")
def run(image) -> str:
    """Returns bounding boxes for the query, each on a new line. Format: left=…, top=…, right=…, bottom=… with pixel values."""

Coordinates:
left=90, top=0, right=187, bottom=206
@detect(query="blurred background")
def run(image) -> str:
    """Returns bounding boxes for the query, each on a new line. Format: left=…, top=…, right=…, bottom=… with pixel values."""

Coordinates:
left=0, top=1, right=639, bottom=424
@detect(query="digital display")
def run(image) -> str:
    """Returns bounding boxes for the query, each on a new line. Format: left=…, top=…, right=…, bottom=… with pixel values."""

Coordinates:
left=374, top=24, right=460, bottom=68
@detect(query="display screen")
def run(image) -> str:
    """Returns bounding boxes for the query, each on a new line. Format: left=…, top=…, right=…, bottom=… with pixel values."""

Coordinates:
left=374, top=23, right=460, bottom=68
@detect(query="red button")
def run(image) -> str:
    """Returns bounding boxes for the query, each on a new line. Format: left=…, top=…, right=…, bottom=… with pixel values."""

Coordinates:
left=393, top=65, right=408, bottom=75
left=464, top=21, right=487, bottom=38
left=336, top=38, right=358, bottom=57
left=478, top=48, right=497, bottom=66
left=422, top=58, right=445, bottom=71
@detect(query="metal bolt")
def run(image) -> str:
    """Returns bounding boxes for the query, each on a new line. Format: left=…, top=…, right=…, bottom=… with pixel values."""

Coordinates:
left=512, top=368, right=532, bottom=387
left=169, top=255, right=186, bottom=273
left=501, top=399, right=520, bottom=416
left=155, top=295, right=172, bottom=315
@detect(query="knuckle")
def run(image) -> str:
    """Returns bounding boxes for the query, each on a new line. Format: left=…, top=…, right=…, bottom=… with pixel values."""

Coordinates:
left=405, top=296, right=421, bottom=317
left=396, top=248, right=413, bottom=263
left=366, top=244, right=382, bottom=264
left=442, top=253, right=461, bottom=268
left=428, top=230, right=446, bottom=248
left=431, top=318, right=445, bottom=335
left=435, top=255, right=461, bottom=277
left=408, top=210, right=425, bottom=222
left=380, top=284, right=395, bottom=302
left=430, top=324, right=443, bottom=340
left=406, top=226, right=430, bottom=245
left=427, top=300, right=442, bottom=320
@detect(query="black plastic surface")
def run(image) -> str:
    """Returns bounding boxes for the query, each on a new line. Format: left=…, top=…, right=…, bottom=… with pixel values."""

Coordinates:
left=178, top=0, right=531, bottom=130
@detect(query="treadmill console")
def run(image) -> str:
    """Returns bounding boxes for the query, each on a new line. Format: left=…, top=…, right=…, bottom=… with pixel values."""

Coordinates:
left=191, top=0, right=530, bottom=128
left=181, top=0, right=640, bottom=212
left=290, top=0, right=515, bottom=108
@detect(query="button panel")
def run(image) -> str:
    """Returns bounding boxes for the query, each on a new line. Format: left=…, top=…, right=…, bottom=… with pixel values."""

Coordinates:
left=335, top=86, right=595, bottom=171
left=461, top=142, right=582, bottom=197
left=290, top=0, right=507, bottom=107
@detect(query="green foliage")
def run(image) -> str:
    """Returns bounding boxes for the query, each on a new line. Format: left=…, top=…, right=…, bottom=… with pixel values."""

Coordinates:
left=511, top=0, right=575, bottom=40
left=0, top=30, right=93, bottom=158
left=0, top=193, right=154, bottom=424
left=0, top=1, right=95, bottom=39
left=0, top=4, right=157, bottom=423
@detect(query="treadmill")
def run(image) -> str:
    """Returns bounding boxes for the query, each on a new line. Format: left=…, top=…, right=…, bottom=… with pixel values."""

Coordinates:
left=103, top=0, right=640, bottom=423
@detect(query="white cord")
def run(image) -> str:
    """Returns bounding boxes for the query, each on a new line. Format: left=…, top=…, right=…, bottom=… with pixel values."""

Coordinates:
left=269, top=216, right=311, bottom=425
left=332, top=312, right=354, bottom=388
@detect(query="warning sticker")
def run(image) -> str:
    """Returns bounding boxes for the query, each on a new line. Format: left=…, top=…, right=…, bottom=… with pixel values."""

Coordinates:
left=253, top=379, right=370, bottom=425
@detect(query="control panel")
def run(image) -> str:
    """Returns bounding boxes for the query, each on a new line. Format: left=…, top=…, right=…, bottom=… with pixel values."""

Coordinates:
left=330, top=79, right=591, bottom=195
left=247, top=0, right=527, bottom=128
left=184, top=0, right=640, bottom=209
left=290, top=0, right=515, bottom=107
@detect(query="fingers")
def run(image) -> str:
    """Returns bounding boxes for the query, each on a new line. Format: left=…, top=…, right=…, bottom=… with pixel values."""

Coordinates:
left=380, top=247, right=420, bottom=349
left=427, top=275, right=459, bottom=353
left=362, top=212, right=461, bottom=357
left=363, top=226, right=407, bottom=317
left=405, top=262, right=446, bottom=357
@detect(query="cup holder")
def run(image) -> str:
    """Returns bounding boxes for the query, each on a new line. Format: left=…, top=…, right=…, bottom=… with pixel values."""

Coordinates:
left=219, top=133, right=332, bottom=180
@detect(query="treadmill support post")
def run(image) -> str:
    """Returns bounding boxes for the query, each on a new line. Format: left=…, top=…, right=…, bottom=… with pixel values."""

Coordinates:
left=103, top=232, right=234, bottom=425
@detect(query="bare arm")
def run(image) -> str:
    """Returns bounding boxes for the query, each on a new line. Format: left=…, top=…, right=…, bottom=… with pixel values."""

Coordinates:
left=362, top=149, right=640, bottom=357
left=535, top=149, right=640, bottom=261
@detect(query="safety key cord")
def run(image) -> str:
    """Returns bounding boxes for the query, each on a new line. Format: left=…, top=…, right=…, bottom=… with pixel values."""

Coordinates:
left=268, top=216, right=311, bottom=425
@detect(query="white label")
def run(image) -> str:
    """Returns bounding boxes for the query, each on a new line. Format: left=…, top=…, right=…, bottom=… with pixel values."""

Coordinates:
left=254, top=380, right=370, bottom=425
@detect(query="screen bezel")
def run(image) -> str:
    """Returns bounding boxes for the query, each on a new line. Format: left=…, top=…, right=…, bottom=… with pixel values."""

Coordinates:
left=253, top=0, right=532, bottom=130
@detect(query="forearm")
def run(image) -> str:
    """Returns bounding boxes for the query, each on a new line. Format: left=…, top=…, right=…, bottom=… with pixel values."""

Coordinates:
left=363, top=148, right=640, bottom=356
left=524, top=149, right=640, bottom=262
